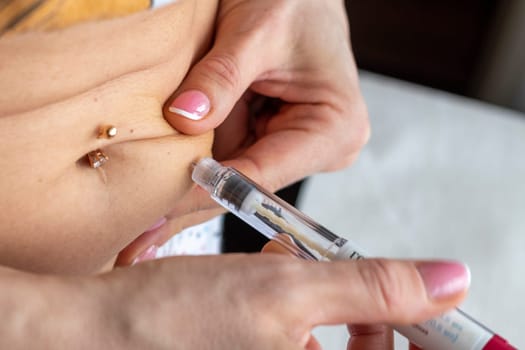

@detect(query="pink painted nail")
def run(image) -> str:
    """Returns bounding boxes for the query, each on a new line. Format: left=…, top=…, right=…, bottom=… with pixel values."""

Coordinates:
left=145, top=217, right=167, bottom=232
left=417, top=261, right=471, bottom=300
left=132, top=245, right=158, bottom=265
left=168, top=90, right=210, bottom=120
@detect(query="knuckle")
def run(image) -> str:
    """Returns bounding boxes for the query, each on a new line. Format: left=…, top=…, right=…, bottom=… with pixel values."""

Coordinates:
left=356, top=115, right=371, bottom=148
left=356, top=259, right=404, bottom=316
left=241, top=256, right=305, bottom=320
left=323, top=100, right=370, bottom=170
left=337, top=102, right=370, bottom=168
left=262, top=257, right=307, bottom=305
left=266, top=257, right=305, bottom=289
left=348, top=101, right=371, bottom=150
left=199, top=53, right=241, bottom=91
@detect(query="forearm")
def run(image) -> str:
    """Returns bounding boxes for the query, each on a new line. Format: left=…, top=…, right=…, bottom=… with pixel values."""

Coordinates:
left=0, top=265, right=123, bottom=349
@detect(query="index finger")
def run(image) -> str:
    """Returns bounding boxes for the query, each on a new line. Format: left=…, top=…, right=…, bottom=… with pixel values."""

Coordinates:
left=265, top=258, right=469, bottom=329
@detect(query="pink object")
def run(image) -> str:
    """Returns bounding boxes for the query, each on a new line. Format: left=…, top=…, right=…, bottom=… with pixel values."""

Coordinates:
left=168, top=90, right=210, bottom=120
left=132, top=245, right=158, bottom=265
left=483, top=335, right=517, bottom=350
left=417, top=261, right=471, bottom=300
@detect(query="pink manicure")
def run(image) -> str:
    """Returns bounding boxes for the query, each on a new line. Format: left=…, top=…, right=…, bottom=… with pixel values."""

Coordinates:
left=132, top=245, right=158, bottom=265
left=168, top=90, right=210, bottom=120
left=417, top=261, right=471, bottom=300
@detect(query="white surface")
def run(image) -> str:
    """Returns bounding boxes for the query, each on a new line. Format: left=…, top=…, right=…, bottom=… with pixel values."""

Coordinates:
left=299, top=72, right=525, bottom=348
left=156, top=216, right=222, bottom=257
left=152, top=0, right=178, bottom=8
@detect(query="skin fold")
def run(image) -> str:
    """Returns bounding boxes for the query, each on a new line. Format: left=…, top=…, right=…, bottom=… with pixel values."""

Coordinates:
left=0, top=0, right=218, bottom=274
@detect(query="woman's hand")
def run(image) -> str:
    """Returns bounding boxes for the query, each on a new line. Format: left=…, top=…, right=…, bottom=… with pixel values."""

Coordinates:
left=163, top=0, right=369, bottom=202
left=262, top=242, right=425, bottom=349
left=0, top=1, right=218, bottom=274
left=117, top=0, right=371, bottom=266
left=4, top=255, right=468, bottom=349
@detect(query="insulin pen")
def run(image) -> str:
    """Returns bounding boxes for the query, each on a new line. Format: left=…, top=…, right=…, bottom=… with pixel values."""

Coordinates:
left=191, top=158, right=516, bottom=350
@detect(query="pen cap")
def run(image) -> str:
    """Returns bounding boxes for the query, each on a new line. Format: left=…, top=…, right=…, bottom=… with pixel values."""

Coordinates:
left=193, top=158, right=257, bottom=212
left=483, top=335, right=517, bottom=350
left=192, top=158, right=223, bottom=193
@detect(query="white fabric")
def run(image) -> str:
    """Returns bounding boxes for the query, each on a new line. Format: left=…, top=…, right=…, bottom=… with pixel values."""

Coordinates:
left=156, top=216, right=223, bottom=257
left=152, top=0, right=178, bottom=9
left=305, top=72, right=525, bottom=348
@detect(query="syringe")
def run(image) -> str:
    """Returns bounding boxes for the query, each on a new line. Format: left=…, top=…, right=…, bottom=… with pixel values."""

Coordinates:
left=191, top=158, right=516, bottom=350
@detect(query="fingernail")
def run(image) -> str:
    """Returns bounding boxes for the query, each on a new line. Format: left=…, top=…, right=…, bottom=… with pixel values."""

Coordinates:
left=417, top=261, right=471, bottom=300
left=145, top=217, right=167, bottom=232
left=168, top=90, right=210, bottom=120
left=132, top=245, right=158, bottom=265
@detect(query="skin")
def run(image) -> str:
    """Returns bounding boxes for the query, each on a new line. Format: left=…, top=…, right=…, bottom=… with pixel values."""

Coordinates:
left=120, top=0, right=372, bottom=264
left=152, top=0, right=371, bottom=252
left=263, top=242, right=423, bottom=349
left=0, top=254, right=464, bottom=349
left=0, top=0, right=218, bottom=274
left=0, top=1, right=450, bottom=348
left=0, top=0, right=370, bottom=273
left=165, top=0, right=369, bottom=188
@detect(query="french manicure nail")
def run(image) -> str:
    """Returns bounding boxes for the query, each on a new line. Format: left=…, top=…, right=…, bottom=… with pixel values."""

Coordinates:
left=417, top=261, right=471, bottom=300
left=168, top=90, right=210, bottom=120
left=132, top=245, right=158, bottom=265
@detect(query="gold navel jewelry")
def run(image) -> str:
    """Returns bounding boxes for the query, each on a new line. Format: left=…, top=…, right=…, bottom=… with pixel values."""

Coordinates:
left=87, top=149, right=109, bottom=169
left=98, top=125, right=117, bottom=139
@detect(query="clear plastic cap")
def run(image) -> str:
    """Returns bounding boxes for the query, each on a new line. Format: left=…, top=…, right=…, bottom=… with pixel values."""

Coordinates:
left=191, top=158, right=223, bottom=193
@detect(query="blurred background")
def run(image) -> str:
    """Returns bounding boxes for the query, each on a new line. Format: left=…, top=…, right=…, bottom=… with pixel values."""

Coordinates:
left=225, top=2, right=525, bottom=347
left=345, top=0, right=525, bottom=113
left=224, top=0, right=525, bottom=254
left=303, top=2, right=525, bottom=347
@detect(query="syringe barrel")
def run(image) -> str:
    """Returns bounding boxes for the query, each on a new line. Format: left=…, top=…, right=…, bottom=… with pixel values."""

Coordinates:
left=191, top=158, right=364, bottom=261
left=191, top=158, right=514, bottom=350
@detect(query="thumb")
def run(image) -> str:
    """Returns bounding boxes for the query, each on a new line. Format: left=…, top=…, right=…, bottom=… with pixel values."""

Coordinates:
left=163, top=40, right=262, bottom=135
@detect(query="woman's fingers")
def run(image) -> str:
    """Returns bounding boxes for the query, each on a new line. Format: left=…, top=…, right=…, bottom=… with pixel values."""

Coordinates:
left=263, top=242, right=470, bottom=326
left=347, top=324, right=394, bottom=350
left=261, top=258, right=470, bottom=331
left=108, top=254, right=470, bottom=349
left=162, top=0, right=370, bottom=193
left=305, top=335, right=323, bottom=350
left=348, top=325, right=424, bottom=349
left=162, top=2, right=288, bottom=136
left=262, top=240, right=293, bottom=255
left=262, top=242, right=439, bottom=349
